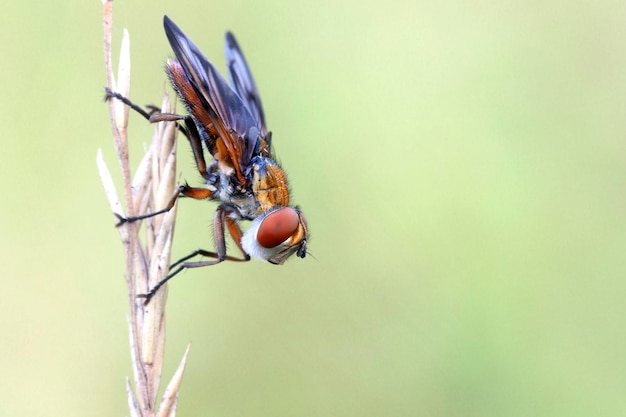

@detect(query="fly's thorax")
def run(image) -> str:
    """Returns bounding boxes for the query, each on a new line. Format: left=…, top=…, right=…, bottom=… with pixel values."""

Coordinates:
left=212, top=172, right=233, bottom=202
left=211, top=172, right=258, bottom=219
left=251, top=157, right=290, bottom=213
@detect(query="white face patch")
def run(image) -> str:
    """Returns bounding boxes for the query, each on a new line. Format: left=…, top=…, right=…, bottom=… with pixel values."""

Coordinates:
left=241, top=215, right=276, bottom=260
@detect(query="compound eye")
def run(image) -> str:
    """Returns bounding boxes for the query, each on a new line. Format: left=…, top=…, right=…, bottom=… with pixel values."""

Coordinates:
left=257, top=208, right=300, bottom=248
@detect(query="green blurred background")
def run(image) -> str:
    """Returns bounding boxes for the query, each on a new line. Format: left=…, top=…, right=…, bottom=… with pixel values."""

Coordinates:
left=1, top=0, right=626, bottom=416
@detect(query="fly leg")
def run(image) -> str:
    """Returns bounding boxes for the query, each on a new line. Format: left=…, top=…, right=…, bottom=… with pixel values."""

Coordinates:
left=106, top=89, right=213, bottom=225
left=104, top=88, right=193, bottom=145
left=104, top=88, right=158, bottom=120
left=138, top=205, right=250, bottom=304
left=114, top=184, right=213, bottom=226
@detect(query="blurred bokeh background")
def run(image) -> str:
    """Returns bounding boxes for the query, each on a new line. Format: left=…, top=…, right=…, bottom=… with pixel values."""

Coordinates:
left=1, top=0, right=626, bottom=416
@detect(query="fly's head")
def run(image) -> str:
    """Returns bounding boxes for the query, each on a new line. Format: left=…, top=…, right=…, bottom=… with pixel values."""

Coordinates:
left=241, top=206, right=308, bottom=264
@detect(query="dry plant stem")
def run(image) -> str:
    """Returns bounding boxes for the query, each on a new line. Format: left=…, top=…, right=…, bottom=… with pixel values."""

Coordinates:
left=100, top=2, right=190, bottom=416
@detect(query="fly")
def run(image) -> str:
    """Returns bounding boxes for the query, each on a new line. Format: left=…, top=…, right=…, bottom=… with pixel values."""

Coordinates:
left=107, top=15, right=308, bottom=303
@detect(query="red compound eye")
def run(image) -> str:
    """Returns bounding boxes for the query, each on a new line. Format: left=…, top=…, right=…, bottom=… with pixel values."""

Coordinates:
left=257, top=208, right=300, bottom=248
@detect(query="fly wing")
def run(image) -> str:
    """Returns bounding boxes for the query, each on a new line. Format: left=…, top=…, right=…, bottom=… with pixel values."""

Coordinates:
left=224, top=32, right=269, bottom=139
left=163, top=15, right=260, bottom=186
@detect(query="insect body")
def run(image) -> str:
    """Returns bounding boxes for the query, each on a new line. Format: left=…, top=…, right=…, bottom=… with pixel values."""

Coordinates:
left=114, top=16, right=308, bottom=302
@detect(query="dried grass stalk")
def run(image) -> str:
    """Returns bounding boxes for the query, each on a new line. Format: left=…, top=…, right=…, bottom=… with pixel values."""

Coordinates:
left=99, top=1, right=190, bottom=415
